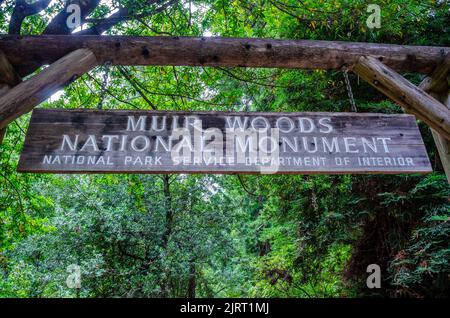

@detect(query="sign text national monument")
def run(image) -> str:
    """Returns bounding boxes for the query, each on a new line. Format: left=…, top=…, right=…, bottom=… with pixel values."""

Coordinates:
left=18, top=109, right=431, bottom=174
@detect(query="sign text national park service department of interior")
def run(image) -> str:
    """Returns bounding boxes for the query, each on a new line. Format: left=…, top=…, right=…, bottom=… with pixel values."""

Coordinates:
left=17, top=109, right=432, bottom=174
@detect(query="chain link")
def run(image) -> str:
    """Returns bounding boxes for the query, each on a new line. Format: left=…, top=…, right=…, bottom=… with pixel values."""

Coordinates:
left=97, top=61, right=112, bottom=109
left=342, top=66, right=357, bottom=112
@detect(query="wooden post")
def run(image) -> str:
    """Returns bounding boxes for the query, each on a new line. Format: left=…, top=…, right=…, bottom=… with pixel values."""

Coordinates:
left=0, top=49, right=97, bottom=131
left=0, top=50, right=22, bottom=144
left=419, top=54, right=450, bottom=183
left=353, top=56, right=450, bottom=140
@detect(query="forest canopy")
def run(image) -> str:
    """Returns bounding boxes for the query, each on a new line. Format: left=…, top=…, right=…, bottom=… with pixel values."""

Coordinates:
left=0, top=0, right=449, bottom=298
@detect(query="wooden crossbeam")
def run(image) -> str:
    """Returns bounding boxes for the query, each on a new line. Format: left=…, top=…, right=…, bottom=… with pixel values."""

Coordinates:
left=419, top=54, right=450, bottom=183
left=0, top=49, right=97, bottom=131
left=353, top=56, right=450, bottom=141
left=0, top=35, right=448, bottom=77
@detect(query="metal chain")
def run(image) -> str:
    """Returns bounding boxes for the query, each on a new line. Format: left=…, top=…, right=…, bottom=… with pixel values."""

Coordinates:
left=97, top=61, right=112, bottom=109
left=342, top=67, right=357, bottom=112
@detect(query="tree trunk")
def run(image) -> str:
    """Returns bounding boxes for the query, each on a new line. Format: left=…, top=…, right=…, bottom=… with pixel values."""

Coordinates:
left=187, top=259, right=196, bottom=298
left=159, top=174, right=174, bottom=297
left=161, top=175, right=173, bottom=250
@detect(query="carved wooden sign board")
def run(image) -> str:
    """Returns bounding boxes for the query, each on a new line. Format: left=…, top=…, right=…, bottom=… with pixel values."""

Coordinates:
left=17, top=109, right=432, bottom=175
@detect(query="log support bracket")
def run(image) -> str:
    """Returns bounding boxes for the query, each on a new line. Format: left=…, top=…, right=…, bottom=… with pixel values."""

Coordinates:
left=419, top=54, right=450, bottom=183
left=353, top=56, right=450, bottom=140
left=354, top=54, right=450, bottom=183
left=0, top=48, right=98, bottom=131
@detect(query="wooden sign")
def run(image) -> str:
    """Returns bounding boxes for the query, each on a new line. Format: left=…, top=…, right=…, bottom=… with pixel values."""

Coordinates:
left=18, top=109, right=432, bottom=175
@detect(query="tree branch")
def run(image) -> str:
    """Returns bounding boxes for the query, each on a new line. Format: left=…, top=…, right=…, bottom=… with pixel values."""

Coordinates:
left=76, top=0, right=179, bottom=35
left=43, top=0, right=100, bottom=34
left=117, top=241, right=146, bottom=261
left=118, top=66, right=157, bottom=110
left=77, top=6, right=129, bottom=35
left=9, top=0, right=52, bottom=34
left=236, top=175, right=260, bottom=198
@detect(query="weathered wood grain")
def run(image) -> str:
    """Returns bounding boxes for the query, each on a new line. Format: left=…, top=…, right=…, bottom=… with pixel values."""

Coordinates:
left=353, top=56, right=450, bottom=140
left=0, top=35, right=448, bottom=77
left=18, top=109, right=431, bottom=175
left=0, top=49, right=97, bottom=130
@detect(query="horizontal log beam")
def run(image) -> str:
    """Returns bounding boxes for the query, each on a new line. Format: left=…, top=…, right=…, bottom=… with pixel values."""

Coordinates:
left=353, top=56, right=450, bottom=140
left=0, top=35, right=448, bottom=77
left=0, top=48, right=97, bottom=130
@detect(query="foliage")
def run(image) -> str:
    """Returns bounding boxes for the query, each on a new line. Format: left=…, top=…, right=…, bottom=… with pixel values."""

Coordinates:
left=389, top=175, right=450, bottom=298
left=0, top=0, right=449, bottom=298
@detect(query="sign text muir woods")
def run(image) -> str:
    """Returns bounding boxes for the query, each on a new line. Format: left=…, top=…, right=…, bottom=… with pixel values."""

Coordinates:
left=18, top=109, right=432, bottom=174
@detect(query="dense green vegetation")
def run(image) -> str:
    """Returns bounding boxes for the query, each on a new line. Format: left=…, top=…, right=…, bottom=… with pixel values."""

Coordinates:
left=0, top=0, right=449, bottom=298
